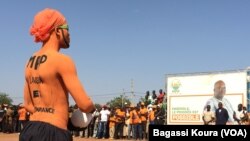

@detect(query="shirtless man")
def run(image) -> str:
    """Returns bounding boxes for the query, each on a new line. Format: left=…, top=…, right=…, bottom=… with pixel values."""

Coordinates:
left=19, top=8, right=95, bottom=141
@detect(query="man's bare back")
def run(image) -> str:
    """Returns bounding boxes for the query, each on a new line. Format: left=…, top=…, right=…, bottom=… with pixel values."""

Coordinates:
left=22, top=8, right=95, bottom=131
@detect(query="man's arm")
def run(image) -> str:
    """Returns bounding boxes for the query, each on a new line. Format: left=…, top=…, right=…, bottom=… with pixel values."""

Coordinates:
left=233, top=111, right=241, bottom=124
left=225, top=109, right=229, bottom=121
left=209, top=117, right=215, bottom=123
left=58, top=55, right=95, bottom=113
left=210, top=112, right=215, bottom=123
left=202, top=112, right=207, bottom=124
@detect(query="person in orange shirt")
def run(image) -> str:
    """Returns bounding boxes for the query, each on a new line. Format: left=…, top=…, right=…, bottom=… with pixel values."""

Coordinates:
left=109, top=112, right=116, bottom=139
left=127, top=105, right=134, bottom=140
left=18, top=104, right=27, bottom=132
left=140, top=102, right=148, bottom=139
left=130, top=106, right=142, bottom=140
left=114, top=107, right=125, bottom=139
left=19, top=8, right=95, bottom=141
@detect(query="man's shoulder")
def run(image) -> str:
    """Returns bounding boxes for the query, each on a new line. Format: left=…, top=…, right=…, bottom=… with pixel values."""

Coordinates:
left=51, top=53, right=74, bottom=65
left=222, top=108, right=229, bottom=112
left=51, top=52, right=71, bottom=60
left=205, top=97, right=216, bottom=105
left=204, top=110, right=213, bottom=114
left=28, top=51, right=72, bottom=61
left=222, top=97, right=230, bottom=103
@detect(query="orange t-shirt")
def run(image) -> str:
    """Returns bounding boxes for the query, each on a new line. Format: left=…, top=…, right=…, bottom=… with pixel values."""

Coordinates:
left=130, top=110, right=141, bottom=124
left=140, top=107, right=148, bottom=122
left=115, top=109, right=125, bottom=123
left=109, top=116, right=116, bottom=128
left=148, top=110, right=155, bottom=122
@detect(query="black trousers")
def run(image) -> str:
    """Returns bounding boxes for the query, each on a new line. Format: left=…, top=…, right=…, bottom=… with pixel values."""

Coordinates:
left=19, top=121, right=72, bottom=141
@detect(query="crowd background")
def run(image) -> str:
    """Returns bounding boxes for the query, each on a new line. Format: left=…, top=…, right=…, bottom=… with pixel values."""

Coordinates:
left=0, top=103, right=29, bottom=134
left=0, top=89, right=166, bottom=140
left=0, top=89, right=249, bottom=140
left=67, top=89, right=166, bottom=140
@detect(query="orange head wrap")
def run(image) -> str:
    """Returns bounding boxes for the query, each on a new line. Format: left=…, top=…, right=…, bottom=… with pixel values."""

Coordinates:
left=30, top=8, right=67, bottom=43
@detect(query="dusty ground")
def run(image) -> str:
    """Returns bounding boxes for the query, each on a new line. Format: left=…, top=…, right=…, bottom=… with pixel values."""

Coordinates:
left=0, top=133, right=135, bottom=141
left=0, top=133, right=18, bottom=141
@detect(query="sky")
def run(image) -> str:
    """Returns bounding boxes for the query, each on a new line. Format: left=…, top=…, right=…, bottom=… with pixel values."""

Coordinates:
left=0, top=0, right=250, bottom=105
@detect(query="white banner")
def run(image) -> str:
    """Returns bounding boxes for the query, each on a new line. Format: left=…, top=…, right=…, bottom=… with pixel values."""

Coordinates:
left=167, top=71, right=247, bottom=124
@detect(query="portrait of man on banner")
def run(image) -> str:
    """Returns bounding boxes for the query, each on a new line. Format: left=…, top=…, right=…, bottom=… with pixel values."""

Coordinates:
left=204, top=80, right=235, bottom=123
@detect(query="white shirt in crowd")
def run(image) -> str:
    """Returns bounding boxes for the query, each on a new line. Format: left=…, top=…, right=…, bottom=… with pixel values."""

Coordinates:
left=100, top=109, right=110, bottom=122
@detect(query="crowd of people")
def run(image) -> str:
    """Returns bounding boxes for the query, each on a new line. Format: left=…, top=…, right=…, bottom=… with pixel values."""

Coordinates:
left=0, top=103, right=29, bottom=134
left=68, top=89, right=166, bottom=140
left=0, top=89, right=166, bottom=140
left=0, top=89, right=250, bottom=140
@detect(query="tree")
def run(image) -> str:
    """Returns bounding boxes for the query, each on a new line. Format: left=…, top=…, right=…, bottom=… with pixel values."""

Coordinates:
left=94, top=103, right=101, bottom=110
left=106, top=95, right=131, bottom=109
left=0, top=92, right=13, bottom=105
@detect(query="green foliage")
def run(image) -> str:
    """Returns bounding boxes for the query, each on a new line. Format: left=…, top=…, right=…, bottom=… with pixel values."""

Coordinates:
left=94, top=103, right=101, bottom=110
left=0, top=92, right=13, bottom=105
left=106, top=95, right=131, bottom=109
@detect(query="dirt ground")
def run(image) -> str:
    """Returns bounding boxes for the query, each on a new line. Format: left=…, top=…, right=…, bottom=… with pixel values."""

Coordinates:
left=0, top=133, right=133, bottom=141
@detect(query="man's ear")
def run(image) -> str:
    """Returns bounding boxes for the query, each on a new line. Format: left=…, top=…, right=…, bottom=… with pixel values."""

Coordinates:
left=54, top=27, right=60, bottom=36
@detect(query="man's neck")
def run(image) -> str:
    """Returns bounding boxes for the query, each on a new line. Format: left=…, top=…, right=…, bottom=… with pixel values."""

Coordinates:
left=41, top=33, right=60, bottom=52
left=215, top=97, right=223, bottom=101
